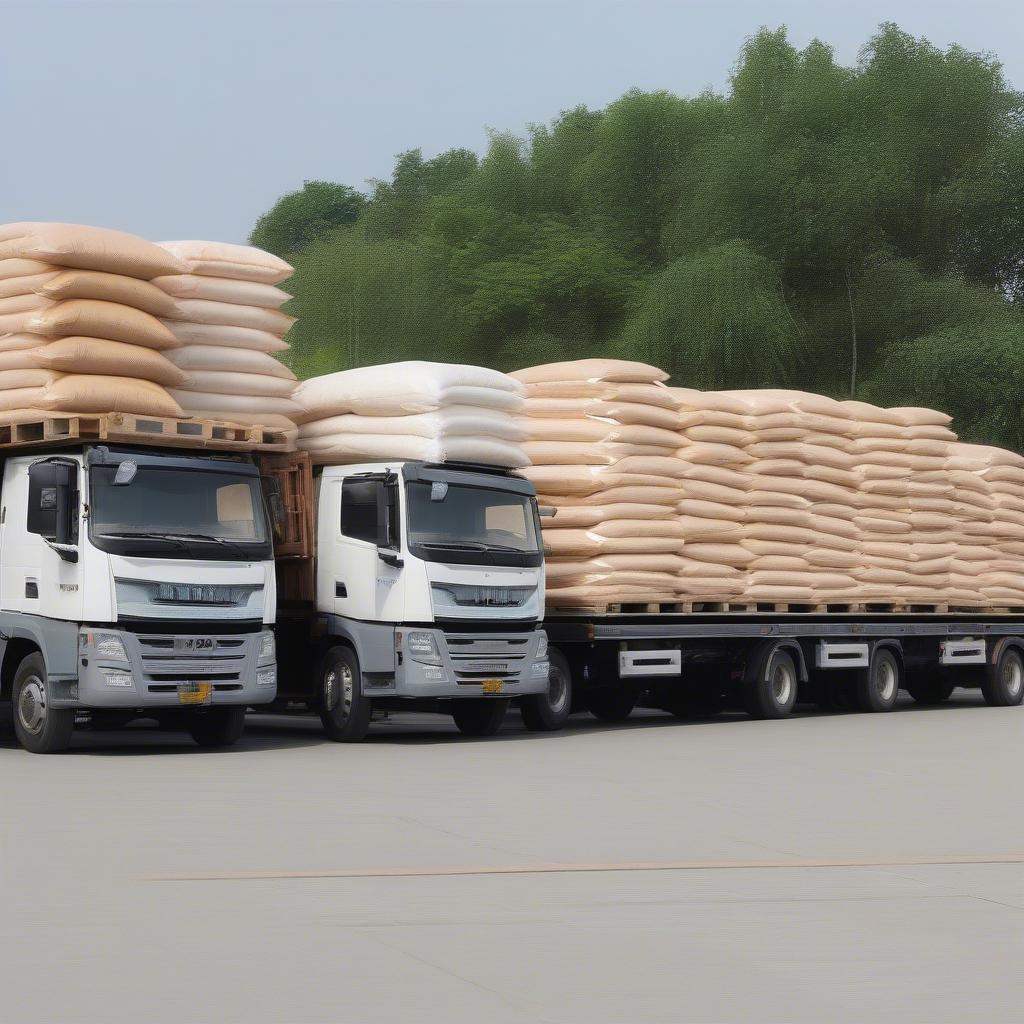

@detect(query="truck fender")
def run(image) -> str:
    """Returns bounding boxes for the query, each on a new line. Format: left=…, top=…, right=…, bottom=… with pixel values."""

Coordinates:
left=323, top=614, right=396, bottom=675
left=1, top=616, right=80, bottom=683
left=870, top=639, right=903, bottom=668
left=988, top=636, right=1024, bottom=667
left=744, top=639, right=808, bottom=685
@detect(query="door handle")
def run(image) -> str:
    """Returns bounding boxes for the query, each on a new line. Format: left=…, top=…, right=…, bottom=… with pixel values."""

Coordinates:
left=335, top=582, right=347, bottom=598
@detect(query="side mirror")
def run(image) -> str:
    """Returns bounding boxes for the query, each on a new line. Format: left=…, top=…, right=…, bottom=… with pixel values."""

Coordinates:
left=27, top=460, right=79, bottom=563
left=538, top=506, right=557, bottom=519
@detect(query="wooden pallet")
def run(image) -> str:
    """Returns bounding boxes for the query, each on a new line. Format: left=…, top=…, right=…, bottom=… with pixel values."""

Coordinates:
left=547, top=600, right=1024, bottom=617
left=0, top=413, right=292, bottom=452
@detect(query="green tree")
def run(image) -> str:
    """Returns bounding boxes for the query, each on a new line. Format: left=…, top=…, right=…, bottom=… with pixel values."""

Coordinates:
left=250, top=180, right=366, bottom=258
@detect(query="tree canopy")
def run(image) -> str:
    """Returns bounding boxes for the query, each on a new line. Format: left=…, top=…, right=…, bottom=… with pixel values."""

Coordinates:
left=252, top=22, right=1024, bottom=447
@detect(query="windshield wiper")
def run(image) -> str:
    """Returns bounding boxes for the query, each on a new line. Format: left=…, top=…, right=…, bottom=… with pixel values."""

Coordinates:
left=419, top=540, right=490, bottom=551
left=99, top=531, right=187, bottom=549
left=158, top=533, right=250, bottom=556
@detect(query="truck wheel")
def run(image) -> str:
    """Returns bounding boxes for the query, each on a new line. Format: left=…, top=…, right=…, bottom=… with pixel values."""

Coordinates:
left=520, top=648, right=571, bottom=731
left=12, top=653, right=74, bottom=754
left=982, top=646, right=1024, bottom=707
left=905, top=676, right=955, bottom=705
left=855, top=648, right=901, bottom=713
left=452, top=699, right=509, bottom=737
left=743, top=647, right=797, bottom=719
left=318, top=646, right=372, bottom=742
left=587, top=689, right=636, bottom=722
left=189, top=708, right=247, bottom=748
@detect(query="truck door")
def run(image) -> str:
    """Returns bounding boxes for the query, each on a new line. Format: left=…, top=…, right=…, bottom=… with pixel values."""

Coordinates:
left=331, top=474, right=404, bottom=622
left=258, top=452, right=315, bottom=603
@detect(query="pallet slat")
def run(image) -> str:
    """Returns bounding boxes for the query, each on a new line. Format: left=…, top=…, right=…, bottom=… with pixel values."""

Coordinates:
left=0, top=412, right=292, bottom=452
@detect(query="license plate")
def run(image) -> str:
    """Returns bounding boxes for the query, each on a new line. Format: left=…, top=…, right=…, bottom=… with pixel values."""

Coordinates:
left=176, top=637, right=216, bottom=652
left=178, top=681, right=212, bottom=705
left=481, top=678, right=504, bottom=695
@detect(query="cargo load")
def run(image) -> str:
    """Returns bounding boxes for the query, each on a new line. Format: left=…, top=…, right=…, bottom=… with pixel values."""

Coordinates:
left=156, top=241, right=299, bottom=429
left=0, top=223, right=296, bottom=447
left=514, top=359, right=1024, bottom=612
left=293, top=361, right=529, bottom=467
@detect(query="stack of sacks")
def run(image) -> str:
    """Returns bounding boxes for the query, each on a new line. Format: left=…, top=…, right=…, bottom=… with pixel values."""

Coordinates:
left=0, top=222, right=191, bottom=417
left=293, top=361, right=528, bottom=466
left=511, top=359, right=697, bottom=608
left=520, top=360, right=1024, bottom=611
left=155, top=241, right=299, bottom=439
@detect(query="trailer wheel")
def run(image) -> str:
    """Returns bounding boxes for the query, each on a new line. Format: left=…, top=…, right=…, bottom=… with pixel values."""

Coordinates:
left=982, top=646, right=1024, bottom=707
left=904, top=675, right=955, bottom=706
left=189, top=708, right=247, bottom=748
left=318, top=646, right=372, bottom=742
left=855, top=648, right=901, bottom=713
left=587, top=689, right=636, bottom=722
left=451, top=699, right=509, bottom=737
left=520, top=648, right=572, bottom=732
left=743, top=647, right=797, bottom=720
left=12, top=653, right=74, bottom=754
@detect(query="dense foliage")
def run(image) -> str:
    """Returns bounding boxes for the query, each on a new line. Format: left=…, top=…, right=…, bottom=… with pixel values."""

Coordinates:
left=252, top=24, right=1024, bottom=448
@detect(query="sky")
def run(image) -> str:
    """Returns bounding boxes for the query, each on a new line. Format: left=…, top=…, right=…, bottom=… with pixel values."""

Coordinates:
left=2, top=0, right=1022, bottom=244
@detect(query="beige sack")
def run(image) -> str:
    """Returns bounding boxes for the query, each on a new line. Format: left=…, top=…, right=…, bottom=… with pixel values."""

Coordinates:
left=166, top=344, right=296, bottom=380
left=0, top=270, right=58, bottom=299
left=539, top=504, right=675, bottom=528
left=522, top=380, right=678, bottom=408
left=0, top=223, right=186, bottom=279
left=169, top=389, right=302, bottom=417
left=0, top=258, right=56, bottom=281
left=175, top=369, right=297, bottom=399
left=512, top=358, right=668, bottom=385
left=523, top=397, right=680, bottom=430
left=40, top=375, right=183, bottom=417
left=34, top=337, right=187, bottom=386
left=24, top=299, right=179, bottom=349
left=37, top=269, right=176, bottom=317
left=0, top=368, right=62, bottom=389
left=0, top=387, right=48, bottom=411
left=159, top=319, right=290, bottom=353
left=165, top=298, right=295, bottom=335
left=158, top=241, right=293, bottom=285
left=151, top=274, right=291, bottom=309
left=0, top=293, right=53, bottom=315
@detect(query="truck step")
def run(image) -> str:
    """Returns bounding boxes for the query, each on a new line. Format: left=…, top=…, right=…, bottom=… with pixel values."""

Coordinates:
left=0, top=412, right=293, bottom=452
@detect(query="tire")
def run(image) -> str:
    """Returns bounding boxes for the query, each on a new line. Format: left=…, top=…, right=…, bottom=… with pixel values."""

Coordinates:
left=586, top=689, right=636, bottom=722
left=855, top=648, right=901, bottom=713
left=520, top=648, right=572, bottom=731
left=904, top=675, right=955, bottom=706
left=743, top=647, right=798, bottom=719
left=188, top=707, right=247, bottom=748
left=982, top=645, right=1024, bottom=707
left=12, top=652, right=74, bottom=754
left=318, top=646, right=372, bottom=742
left=451, top=699, right=509, bottom=737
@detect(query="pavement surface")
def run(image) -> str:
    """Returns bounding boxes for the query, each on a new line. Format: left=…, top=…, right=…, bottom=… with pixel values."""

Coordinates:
left=1, top=691, right=1022, bottom=1023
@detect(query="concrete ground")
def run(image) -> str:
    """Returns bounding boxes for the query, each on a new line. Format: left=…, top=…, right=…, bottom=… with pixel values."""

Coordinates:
left=0, top=692, right=1021, bottom=1023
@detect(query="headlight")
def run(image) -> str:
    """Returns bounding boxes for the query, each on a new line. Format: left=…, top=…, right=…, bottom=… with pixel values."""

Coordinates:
left=257, top=668, right=276, bottom=688
left=259, top=632, right=275, bottom=662
left=82, top=632, right=128, bottom=661
left=532, top=660, right=550, bottom=676
left=536, top=632, right=548, bottom=659
left=104, top=671, right=133, bottom=688
left=407, top=631, right=442, bottom=665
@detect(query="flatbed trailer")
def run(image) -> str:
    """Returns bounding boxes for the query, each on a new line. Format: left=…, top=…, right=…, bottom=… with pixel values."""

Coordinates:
left=539, top=610, right=1024, bottom=723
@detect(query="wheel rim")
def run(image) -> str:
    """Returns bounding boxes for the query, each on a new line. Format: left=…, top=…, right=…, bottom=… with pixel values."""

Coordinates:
left=546, top=664, right=568, bottom=715
left=324, top=661, right=355, bottom=720
left=18, top=675, right=47, bottom=736
left=771, top=662, right=793, bottom=706
left=876, top=660, right=897, bottom=703
left=1003, top=657, right=1022, bottom=698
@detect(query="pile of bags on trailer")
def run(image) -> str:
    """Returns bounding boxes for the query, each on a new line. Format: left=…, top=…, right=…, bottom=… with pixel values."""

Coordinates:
left=0, top=222, right=297, bottom=434
left=293, top=361, right=528, bottom=467
left=513, top=358, right=1024, bottom=612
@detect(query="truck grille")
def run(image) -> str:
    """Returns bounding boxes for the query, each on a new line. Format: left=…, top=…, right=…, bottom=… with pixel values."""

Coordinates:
left=132, top=632, right=252, bottom=690
left=444, top=632, right=533, bottom=684
left=433, top=584, right=533, bottom=608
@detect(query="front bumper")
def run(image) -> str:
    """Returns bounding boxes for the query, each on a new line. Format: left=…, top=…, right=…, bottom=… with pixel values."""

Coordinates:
left=50, top=627, right=277, bottom=709
left=393, top=627, right=549, bottom=699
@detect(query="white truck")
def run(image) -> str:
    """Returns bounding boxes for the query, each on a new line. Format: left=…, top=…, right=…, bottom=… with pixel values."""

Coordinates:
left=263, top=457, right=552, bottom=740
left=0, top=435, right=279, bottom=753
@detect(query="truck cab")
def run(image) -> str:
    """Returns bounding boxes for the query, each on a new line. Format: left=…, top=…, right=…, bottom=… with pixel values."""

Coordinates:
left=269, top=459, right=552, bottom=739
left=0, top=444, right=278, bottom=752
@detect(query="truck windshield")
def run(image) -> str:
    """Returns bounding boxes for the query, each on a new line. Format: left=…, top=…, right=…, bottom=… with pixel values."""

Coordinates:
left=406, top=480, right=542, bottom=568
left=89, top=465, right=272, bottom=561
